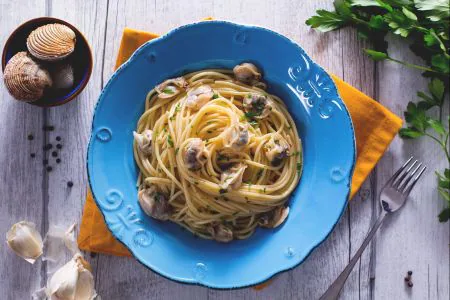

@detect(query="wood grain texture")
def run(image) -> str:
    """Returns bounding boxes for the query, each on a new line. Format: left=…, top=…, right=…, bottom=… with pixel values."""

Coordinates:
left=374, top=35, right=450, bottom=300
left=0, top=1, right=46, bottom=299
left=44, top=0, right=109, bottom=286
left=0, top=0, right=448, bottom=299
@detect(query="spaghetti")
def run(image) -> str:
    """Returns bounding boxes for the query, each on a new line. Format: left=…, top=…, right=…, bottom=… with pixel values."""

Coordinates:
left=133, top=63, right=302, bottom=242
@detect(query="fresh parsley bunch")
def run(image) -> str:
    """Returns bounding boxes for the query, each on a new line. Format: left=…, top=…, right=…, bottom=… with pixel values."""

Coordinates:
left=306, top=0, right=449, bottom=222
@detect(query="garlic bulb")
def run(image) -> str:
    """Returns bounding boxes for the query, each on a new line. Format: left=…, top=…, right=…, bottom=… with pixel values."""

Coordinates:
left=48, top=253, right=96, bottom=300
left=6, top=221, right=43, bottom=264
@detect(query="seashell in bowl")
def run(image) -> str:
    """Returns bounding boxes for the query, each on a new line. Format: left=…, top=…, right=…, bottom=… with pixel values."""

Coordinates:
left=27, top=23, right=76, bottom=61
left=50, top=63, right=74, bottom=89
left=3, top=51, right=52, bottom=102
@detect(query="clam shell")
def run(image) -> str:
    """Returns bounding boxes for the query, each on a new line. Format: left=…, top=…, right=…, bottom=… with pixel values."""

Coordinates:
left=27, top=23, right=76, bottom=61
left=3, top=51, right=52, bottom=102
left=50, top=63, right=74, bottom=89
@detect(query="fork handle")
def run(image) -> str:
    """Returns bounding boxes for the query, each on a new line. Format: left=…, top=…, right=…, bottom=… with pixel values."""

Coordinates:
left=319, top=210, right=388, bottom=300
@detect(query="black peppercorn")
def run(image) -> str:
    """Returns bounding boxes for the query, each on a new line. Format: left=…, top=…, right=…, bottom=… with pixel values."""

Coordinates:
left=46, top=166, right=52, bottom=172
left=407, top=281, right=413, bottom=287
left=67, top=181, right=74, bottom=187
left=404, top=277, right=410, bottom=282
left=56, top=144, right=62, bottom=149
left=56, top=136, right=61, bottom=141
left=30, top=153, right=36, bottom=158
left=27, top=134, right=34, bottom=140
left=407, top=271, right=412, bottom=276
left=43, top=159, right=48, bottom=165
left=52, top=151, right=58, bottom=157
left=56, top=158, right=61, bottom=164
left=44, top=144, right=53, bottom=151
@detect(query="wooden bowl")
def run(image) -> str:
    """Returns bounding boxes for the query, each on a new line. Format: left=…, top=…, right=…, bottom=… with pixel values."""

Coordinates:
left=1, top=17, right=93, bottom=107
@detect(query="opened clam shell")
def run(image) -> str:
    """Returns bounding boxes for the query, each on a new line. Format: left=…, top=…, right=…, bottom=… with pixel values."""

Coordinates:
left=3, top=51, right=52, bottom=102
left=27, top=23, right=76, bottom=61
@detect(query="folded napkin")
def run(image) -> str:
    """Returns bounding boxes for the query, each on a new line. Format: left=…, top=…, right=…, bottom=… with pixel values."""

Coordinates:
left=78, top=26, right=402, bottom=258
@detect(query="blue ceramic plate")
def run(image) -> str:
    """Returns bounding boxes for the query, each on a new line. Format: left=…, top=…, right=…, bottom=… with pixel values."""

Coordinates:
left=87, top=21, right=356, bottom=289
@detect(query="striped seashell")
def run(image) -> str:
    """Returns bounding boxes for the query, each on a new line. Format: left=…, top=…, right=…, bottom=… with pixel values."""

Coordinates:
left=27, top=23, right=76, bottom=61
left=3, top=51, right=52, bottom=102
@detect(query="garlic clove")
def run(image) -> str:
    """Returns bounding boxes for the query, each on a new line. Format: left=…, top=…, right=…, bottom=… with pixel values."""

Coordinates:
left=48, top=253, right=96, bottom=300
left=43, top=223, right=79, bottom=277
left=6, top=221, right=43, bottom=264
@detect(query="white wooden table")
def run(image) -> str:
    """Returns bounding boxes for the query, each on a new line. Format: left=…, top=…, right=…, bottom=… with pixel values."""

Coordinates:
left=1, top=1, right=448, bottom=299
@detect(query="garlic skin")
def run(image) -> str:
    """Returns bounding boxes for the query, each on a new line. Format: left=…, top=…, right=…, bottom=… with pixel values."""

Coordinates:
left=48, top=254, right=96, bottom=300
left=6, top=221, right=43, bottom=264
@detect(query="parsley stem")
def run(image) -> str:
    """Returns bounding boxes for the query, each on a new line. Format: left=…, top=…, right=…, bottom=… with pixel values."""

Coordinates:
left=425, top=132, right=450, bottom=162
left=387, top=57, right=445, bottom=75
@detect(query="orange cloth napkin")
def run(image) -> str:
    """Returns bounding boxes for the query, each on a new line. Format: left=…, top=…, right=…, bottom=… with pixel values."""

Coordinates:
left=78, top=27, right=402, bottom=258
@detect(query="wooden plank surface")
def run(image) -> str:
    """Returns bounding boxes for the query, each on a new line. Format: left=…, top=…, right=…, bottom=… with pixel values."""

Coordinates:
left=0, top=1, right=46, bottom=298
left=374, top=35, right=450, bottom=300
left=0, top=0, right=448, bottom=299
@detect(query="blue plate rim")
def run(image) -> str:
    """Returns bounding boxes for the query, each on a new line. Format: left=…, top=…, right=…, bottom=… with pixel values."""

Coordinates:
left=86, top=20, right=357, bottom=289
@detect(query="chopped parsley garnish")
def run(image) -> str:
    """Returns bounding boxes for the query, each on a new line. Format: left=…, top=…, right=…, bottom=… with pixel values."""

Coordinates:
left=249, top=120, right=259, bottom=128
left=175, top=147, right=179, bottom=155
left=244, top=111, right=258, bottom=119
left=297, top=162, right=302, bottom=174
left=212, top=94, right=219, bottom=99
left=167, top=135, right=174, bottom=147
left=256, top=169, right=263, bottom=179
left=162, top=88, right=174, bottom=94
left=175, top=103, right=181, bottom=112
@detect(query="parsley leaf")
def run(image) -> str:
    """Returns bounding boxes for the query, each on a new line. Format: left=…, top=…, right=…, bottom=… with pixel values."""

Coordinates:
left=415, top=0, right=450, bottom=22
left=167, top=135, right=174, bottom=147
left=307, top=0, right=450, bottom=223
left=162, top=88, right=175, bottom=94
left=305, top=9, right=350, bottom=32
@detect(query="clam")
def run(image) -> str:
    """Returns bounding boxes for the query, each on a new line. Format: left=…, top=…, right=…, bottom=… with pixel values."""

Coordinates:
left=243, top=93, right=272, bottom=119
left=3, top=51, right=52, bottom=102
left=133, top=130, right=153, bottom=156
left=220, top=163, right=247, bottom=190
left=258, top=206, right=290, bottom=228
left=222, top=123, right=249, bottom=151
left=233, top=63, right=261, bottom=85
left=27, top=23, right=76, bottom=61
left=207, top=224, right=233, bottom=243
left=155, top=77, right=188, bottom=99
left=185, top=85, right=214, bottom=110
left=50, top=63, right=74, bottom=89
left=264, top=133, right=290, bottom=166
left=182, top=138, right=208, bottom=170
left=138, top=185, right=171, bottom=221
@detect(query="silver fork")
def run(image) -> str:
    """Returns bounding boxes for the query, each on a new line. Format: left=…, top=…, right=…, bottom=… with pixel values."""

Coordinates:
left=320, top=157, right=426, bottom=300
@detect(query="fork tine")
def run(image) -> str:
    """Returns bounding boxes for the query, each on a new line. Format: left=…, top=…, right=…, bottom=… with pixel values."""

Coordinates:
left=386, top=156, right=413, bottom=186
left=404, top=165, right=427, bottom=195
left=399, top=162, right=422, bottom=191
left=393, top=159, right=417, bottom=189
